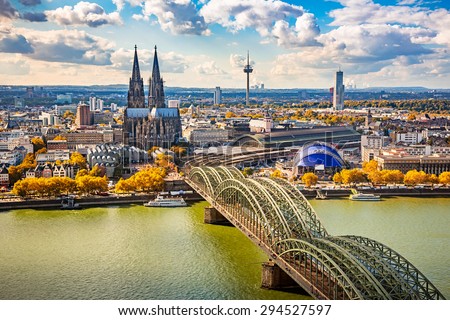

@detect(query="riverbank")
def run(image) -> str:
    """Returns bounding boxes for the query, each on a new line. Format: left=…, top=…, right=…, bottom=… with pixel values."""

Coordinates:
left=0, top=193, right=204, bottom=211
left=300, top=187, right=450, bottom=198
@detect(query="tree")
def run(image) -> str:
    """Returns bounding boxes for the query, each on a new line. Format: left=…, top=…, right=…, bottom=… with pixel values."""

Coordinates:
left=69, top=152, right=87, bottom=169
left=225, top=111, right=236, bottom=118
left=76, top=175, right=108, bottom=195
left=155, top=153, right=173, bottom=169
left=439, top=172, right=450, bottom=185
left=31, top=137, right=45, bottom=153
left=332, top=172, right=343, bottom=184
left=63, top=110, right=75, bottom=119
left=340, top=169, right=367, bottom=185
left=242, top=167, right=254, bottom=177
left=404, top=170, right=427, bottom=186
left=427, top=174, right=439, bottom=185
left=89, top=165, right=105, bottom=177
left=53, top=135, right=66, bottom=141
left=381, top=170, right=404, bottom=184
left=21, top=153, right=36, bottom=168
left=115, top=167, right=166, bottom=193
left=270, top=169, right=285, bottom=179
left=301, top=172, right=318, bottom=188
left=115, top=178, right=135, bottom=193
left=36, top=147, right=47, bottom=154
left=12, top=179, right=30, bottom=198
left=362, top=160, right=378, bottom=174
left=8, top=166, right=23, bottom=186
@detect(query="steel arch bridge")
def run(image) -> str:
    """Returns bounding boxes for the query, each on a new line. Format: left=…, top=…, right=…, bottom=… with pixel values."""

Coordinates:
left=185, top=166, right=445, bottom=300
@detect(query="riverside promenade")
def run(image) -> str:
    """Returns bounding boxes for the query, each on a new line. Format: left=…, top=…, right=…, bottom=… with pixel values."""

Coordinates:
left=1, top=180, right=449, bottom=211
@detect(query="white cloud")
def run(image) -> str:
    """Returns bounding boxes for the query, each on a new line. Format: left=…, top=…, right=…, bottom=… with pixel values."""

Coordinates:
left=17, top=28, right=115, bottom=65
left=45, top=1, right=122, bottom=27
left=200, top=0, right=321, bottom=48
left=194, top=61, right=226, bottom=75
left=230, top=54, right=254, bottom=68
left=139, top=0, right=209, bottom=35
left=0, top=55, right=30, bottom=75
left=271, top=13, right=320, bottom=48
left=112, top=0, right=126, bottom=11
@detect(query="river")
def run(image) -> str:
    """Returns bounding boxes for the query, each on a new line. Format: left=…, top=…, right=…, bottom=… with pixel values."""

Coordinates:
left=0, top=197, right=448, bottom=299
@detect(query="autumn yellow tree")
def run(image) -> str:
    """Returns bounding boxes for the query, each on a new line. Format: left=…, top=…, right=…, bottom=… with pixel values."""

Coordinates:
left=8, top=153, right=37, bottom=185
left=53, top=135, right=66, bottom=141
left=115, top=178, right=135, bottom=193
left=115, top=167, right=166, bottom=193
left=404, top=170, right=428, bottom=186
left=89, top=165, right=105, bottom=177
left=69, top=152, right=87, bottom=169
left=12, top=179, right=31, bottom=197
left=31, top=137, right=45, bottom=153
left=270, top=169, right=285, bottom=179
left=155, top=153, right=173, bottom=169
left=439, top=172, right=450, bottom=185
left=301, top=172, right=318, bottom=188
left=76, top=175, right=108, bottom=195
left=381, top=170, right=404, bottom=184
left=225, top=111, right=236, bottom=118
left=36, top=147, right=47, bottom=154
left=332, top=172, right=343, bottom=184
left=340, top=169, right=367, bottom=185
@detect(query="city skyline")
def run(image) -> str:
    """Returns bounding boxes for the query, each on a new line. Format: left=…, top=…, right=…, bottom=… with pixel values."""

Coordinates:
left=1, top=0, right=450, bottom=89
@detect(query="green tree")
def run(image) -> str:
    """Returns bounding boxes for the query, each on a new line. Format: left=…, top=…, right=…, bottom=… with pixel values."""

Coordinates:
left=242, top=167, right=254, bottom=177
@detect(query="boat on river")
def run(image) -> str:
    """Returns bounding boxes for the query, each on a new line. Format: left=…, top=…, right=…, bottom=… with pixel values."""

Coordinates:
left=144, top=195, right=187, bottom=207
left=349, top=189, right=380, bottom=201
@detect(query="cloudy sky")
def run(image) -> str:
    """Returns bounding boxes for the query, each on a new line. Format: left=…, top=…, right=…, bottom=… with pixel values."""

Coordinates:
left=1, top=0, right=449, bottom=89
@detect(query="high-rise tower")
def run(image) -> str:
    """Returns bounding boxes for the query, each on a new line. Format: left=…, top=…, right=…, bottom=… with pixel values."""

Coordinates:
left=243, top=51, right=253, bottom=106
left=333, top=69, right=345, bottom=111
left=214, top=86, right=222, bottom=105
left=127, top=45, right=145, bottom=108
left=148, top=46, right=165, bottom=108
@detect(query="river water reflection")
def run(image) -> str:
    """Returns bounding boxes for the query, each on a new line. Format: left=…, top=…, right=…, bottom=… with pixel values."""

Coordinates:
left=0, top=197, right=448, bottom=299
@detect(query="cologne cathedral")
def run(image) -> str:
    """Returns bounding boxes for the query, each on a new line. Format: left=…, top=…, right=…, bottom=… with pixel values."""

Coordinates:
left=123, top=46, right=182, bottom=150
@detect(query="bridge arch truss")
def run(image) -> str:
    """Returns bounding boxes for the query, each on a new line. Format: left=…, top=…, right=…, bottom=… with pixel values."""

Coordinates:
left=186, top=166, right=445, bottom=300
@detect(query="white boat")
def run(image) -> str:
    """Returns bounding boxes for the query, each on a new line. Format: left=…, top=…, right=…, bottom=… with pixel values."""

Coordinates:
left=144, top=195, right=187, bottom=207
left=349, top=191, right=381, bottom=201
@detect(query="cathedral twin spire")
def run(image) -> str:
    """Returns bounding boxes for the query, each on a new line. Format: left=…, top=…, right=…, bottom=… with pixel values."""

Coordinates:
left=127, top=45, right=165, bottom=109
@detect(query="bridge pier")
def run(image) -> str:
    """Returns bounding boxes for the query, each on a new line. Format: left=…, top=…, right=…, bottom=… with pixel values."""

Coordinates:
left=204, top=206, right=230, bottom=225
left=261, top=260, right=300, bottom=290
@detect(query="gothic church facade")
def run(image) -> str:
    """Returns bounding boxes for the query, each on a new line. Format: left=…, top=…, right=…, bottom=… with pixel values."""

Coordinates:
left=123, top=46, right=182, bottom=150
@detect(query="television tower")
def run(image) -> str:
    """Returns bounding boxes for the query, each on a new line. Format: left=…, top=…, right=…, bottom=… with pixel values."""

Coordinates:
left=243, top=51, right=253, bottom=106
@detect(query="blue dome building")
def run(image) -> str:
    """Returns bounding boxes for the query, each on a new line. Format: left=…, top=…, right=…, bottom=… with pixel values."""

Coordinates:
left=293, top=141, right=345, bottom=175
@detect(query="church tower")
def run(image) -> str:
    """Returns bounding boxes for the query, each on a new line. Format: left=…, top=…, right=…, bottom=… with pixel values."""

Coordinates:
left=148, top=46, right=165, bottom=108
left=127, top=45, right=145, bottom=108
